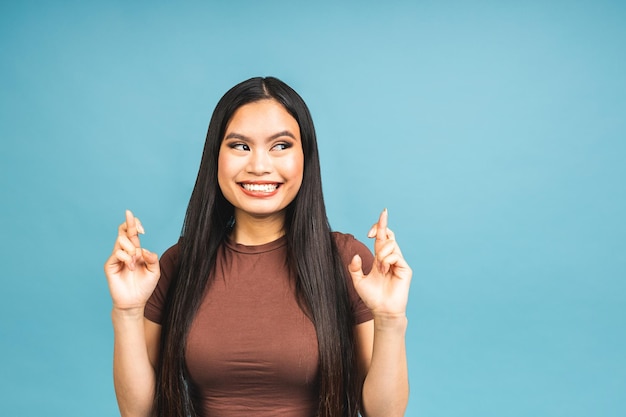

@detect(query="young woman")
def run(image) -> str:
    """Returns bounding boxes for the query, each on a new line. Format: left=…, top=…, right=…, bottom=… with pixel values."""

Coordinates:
left=104, top=77, right=411, bottom=417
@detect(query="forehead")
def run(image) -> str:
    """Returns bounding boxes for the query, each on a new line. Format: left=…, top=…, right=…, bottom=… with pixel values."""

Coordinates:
left=225, top=99, right=300, bottom=138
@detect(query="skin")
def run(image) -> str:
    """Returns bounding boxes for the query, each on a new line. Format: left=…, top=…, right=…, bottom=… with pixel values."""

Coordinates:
left=104, top=99, right=411, bottom=417
left=218, top=99, right=304, bottom=245
left=351, top=208, right=411, bottom=417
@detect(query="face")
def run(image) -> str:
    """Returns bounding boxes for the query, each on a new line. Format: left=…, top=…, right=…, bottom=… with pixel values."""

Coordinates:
left=218, top=99, right=304, bottom=223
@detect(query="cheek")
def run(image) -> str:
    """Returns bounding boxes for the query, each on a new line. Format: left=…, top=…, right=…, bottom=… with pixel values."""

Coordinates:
left=217, top=154, right=232, bottom=193
left=286, top=153, right=305, bottom=182
left=217, top=151, right=235, bottom=178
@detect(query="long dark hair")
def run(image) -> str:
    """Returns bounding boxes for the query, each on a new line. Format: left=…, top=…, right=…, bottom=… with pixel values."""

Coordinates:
left=154, top=77, right=359, bottom=417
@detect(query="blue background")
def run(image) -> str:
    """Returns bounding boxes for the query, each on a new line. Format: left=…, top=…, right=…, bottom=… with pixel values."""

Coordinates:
left=1, top=1, right=624, bottom=416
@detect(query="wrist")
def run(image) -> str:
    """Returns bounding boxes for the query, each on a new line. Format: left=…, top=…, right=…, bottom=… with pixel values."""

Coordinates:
left=372, top=313, right=408, bottom=332
left=111, top=306, right=146, bottom=322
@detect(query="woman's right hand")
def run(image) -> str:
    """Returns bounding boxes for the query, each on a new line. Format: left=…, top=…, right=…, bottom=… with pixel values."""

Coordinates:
left=104, top=210, right=160, bottom=312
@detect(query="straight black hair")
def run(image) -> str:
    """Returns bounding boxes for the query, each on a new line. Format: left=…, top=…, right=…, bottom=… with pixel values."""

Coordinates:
left=154, top=77, right=359, bottom=417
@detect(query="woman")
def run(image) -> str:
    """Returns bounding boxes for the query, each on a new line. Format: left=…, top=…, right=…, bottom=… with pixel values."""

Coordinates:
left=104, top=77, right=411, bottom=417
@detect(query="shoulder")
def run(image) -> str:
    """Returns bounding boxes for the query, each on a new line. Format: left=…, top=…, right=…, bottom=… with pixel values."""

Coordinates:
left=160, top=241, right=180, bottom=274
left=331, top=232, right=375, bottom=322
left=145, top=240, right=181, bottom=324
left=331, top=231, right=374, bottom=272
left=161, top=240, right=180, bottom=265
left=332, top=231, right=370, bottom=253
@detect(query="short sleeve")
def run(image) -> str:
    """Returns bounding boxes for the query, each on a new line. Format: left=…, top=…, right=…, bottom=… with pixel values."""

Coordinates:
left=332, top=232, right=374, bottom=325
left=144, top=243, right=180, bottom=324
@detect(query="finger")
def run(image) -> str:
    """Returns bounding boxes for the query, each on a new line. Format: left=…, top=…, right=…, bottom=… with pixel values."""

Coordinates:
left=373, top=208, right=389, bottom=254
left=376, top=239, right=398, bottom=260
left=377, top=208, right=388, bottom=238
left=141, top=248, right=160, bottom=274
left=125, top=209, right=137, bottom=236
left=114, top=248, right=136, bottom=270
left=379, top=253, right=403, bottom=275
left=348, top=254, right=365, bottom=285
left=117, top=235, right=139, bottom=254
left=116, top=218, right=141, bottom=240
left=367, top=208, right=388, bottom=239
left=375, top=237, right=406, bottom=273
left=125, top=210, right=142, bottom=247
left=367, top=223, right=377, bottom=238
left=136, top=217, right=145, bottom=235
left=368, top=225, right=395, bottom=241
left=383, top=252, right=413, bottom=279
left=379, top=237, right=404, bottom=258
left=104, top=253, right=123, bottom=274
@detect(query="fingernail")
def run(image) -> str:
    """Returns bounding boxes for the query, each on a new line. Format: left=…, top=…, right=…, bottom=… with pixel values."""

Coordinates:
left=367, top=227, right=376, bottom=238
left=137, top=222, right=145, bottom=235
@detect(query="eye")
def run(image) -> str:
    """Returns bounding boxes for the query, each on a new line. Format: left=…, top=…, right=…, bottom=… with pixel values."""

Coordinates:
left=230, top=143, right=250, bottom=151
left=271, top=142, right=291, bottom=151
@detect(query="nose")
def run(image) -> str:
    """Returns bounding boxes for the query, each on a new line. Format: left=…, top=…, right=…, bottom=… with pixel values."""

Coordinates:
left=246, top=149, right=272, bottom=175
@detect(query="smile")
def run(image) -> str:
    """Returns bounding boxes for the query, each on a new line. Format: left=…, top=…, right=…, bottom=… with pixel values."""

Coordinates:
left=240, top=183, right=279, bottom=193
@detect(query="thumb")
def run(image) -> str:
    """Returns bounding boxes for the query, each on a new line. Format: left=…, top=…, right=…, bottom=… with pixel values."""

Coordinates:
left=348, top=254, right=364, bottom=286
left=141, top=248, right=159, bottom=273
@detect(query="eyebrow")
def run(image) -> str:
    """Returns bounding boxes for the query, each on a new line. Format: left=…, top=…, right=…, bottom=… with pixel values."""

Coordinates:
left=224, top=130, right=297, bottom=141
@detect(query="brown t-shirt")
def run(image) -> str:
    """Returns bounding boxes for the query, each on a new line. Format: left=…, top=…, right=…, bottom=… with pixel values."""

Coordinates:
left=145, top=232, right=374, bottom=417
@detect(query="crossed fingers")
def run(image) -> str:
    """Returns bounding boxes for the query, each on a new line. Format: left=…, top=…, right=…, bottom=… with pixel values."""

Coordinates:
left=368, top=209, right=403, bottom=275
left=113, top=210, right=145, bottom=271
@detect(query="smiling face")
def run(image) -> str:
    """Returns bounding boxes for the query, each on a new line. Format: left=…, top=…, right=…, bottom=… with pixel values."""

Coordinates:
left=218, top=99, right=304, bottom=228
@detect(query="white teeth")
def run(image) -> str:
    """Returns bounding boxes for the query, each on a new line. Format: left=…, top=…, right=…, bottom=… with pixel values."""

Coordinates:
left=242, top=183, right=278, bottom=192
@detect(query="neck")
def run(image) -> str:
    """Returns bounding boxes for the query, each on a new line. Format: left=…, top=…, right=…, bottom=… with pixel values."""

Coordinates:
left=231, top=211, right=286, bottom=245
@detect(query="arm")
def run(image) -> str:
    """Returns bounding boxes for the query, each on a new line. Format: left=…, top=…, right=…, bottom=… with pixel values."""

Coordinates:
left=112, top=314, right=161, bottom=417
left=104, top=210, right=162, bottom=417
left=355, top=318, right=408, bottom=417
left=350, top=209, right=411, bottom=417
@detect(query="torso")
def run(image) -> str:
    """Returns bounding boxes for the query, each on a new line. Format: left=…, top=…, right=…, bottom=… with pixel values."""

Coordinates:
left=145, top=232, right=374, bottom=417
left=185, top=236, right=319, bottom=416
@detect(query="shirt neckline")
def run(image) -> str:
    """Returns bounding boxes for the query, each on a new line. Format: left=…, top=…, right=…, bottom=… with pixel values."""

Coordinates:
left=224, top=234, right=287, bottom=254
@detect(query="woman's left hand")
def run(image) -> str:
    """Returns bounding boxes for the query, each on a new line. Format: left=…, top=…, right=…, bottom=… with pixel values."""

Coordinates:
left=349, top=209, right=412, bottom=319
